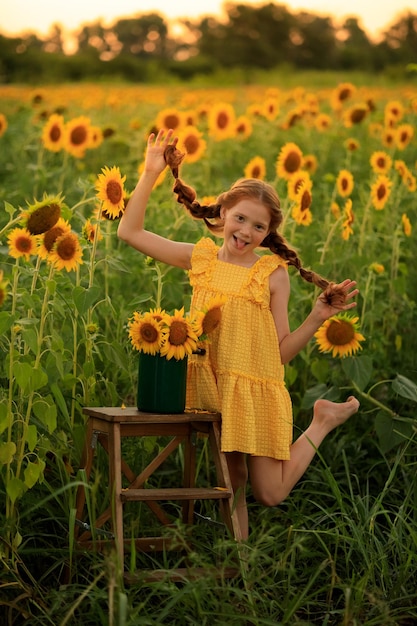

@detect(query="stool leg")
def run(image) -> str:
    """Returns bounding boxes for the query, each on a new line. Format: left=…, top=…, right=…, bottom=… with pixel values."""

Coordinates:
left=209, top=422, right=243, bottom=542
left=108, top=422, right=124, bottom=566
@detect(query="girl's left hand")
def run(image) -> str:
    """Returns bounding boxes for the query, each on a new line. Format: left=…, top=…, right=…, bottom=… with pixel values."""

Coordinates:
left=315, top=279, right=359, bottom=321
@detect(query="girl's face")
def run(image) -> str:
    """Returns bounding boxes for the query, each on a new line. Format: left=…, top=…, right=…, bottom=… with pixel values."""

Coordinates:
left=220, top=198, right=271, bottom=264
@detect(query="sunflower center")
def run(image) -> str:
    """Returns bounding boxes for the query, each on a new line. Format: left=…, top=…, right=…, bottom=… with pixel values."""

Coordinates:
left=140, top=323, right=159, bottom=343
left=184, top=135, right=199, bottom=155
left=44, top=226, right=65, bottom=251
left=326, top=320, right=355, bottom=345
left=251, top=165, right=261, bottom=178
left=300, top=190, right=312, bottom=211
left=56, top=235, right=76, bottom=260
left=50, top=125, right=62, bottom=142
left=350, top=108, right=367, bottom=124
left=16, top=236, right=32, bottom=253
left=164, top=114, right=181, bottom=129
left=106, top=180, right=123, bottom=205
left=285, top=151, right=302, bottom=174
left=27, top=203, right=61, bottom=235
left=377, top=185, right=386, bottom=200
left=169, top=320, right=188, bottom=345
left=217, top=112, right=229, bottom=129
left=202, top=308, right=222, bottom=334
left=71, top=125, right=87, bottom=146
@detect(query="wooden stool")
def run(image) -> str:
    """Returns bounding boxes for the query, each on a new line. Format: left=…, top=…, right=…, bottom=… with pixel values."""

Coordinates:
left=75, top=407, right=242, bottom=577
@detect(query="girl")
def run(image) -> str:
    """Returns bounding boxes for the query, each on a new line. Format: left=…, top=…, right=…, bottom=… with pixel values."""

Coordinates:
left=118, top=129, right=360, bottom=539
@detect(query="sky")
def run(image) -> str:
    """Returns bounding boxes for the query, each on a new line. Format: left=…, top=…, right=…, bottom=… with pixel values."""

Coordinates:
left=2, top=0, right=414, bottom=48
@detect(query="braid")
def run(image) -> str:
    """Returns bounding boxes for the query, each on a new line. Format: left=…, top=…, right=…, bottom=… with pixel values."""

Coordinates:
left=164, top=143, right=223, bottom=231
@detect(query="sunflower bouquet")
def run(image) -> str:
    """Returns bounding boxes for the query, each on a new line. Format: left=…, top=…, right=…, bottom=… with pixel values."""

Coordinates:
left=128, top=296, right=225, bottom=361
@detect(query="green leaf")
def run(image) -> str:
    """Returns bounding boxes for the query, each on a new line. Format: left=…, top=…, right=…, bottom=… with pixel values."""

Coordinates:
left=26, top=424, right=38, bottom=452
left=72, top=285, right=101, bottom=315
left=375, top=411, right=413, bottom=453
left=0, top=441, right=16, bottom=464
left=6, top=477, right=25, bottom=503
left=0, top=403, right=9, bottom=435
left=392, top=374, right=417, bottom=403
left=4, top=201, right=17, bottom=217
left=301, top=384, right=340, bottom=409
left=13, top=362, right=33, bottom=392
left=342, top=355, right=373, bottom=390
left=24, top=460, right=44, bottom=489
left=33, top=398, right=57, bottom=433
left=311, top=358, right=330, bottom=384
left=0, top=311, right=14, bottom=335
left=51, top=383, right=70, bottom=421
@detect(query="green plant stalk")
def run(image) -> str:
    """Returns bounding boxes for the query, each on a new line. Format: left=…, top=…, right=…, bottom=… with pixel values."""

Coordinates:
left=319, top=212, right=344, bottom=266
left=71, top=266, right=81, bottom=425
left=351, top=379, right=397, bottom=417
left=357, top=197, right=371, bottom=256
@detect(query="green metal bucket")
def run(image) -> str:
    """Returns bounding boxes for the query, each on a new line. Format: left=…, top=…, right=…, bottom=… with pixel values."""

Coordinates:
left=137, top=352, right=188, bottom=414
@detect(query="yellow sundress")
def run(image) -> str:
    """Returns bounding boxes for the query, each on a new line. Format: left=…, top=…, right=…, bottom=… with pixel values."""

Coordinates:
left=186, top=237, right=293, bottom=461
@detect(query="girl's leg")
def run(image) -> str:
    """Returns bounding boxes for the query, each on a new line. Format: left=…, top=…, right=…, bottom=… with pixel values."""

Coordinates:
left=225, top=451, right=249, bottom=540
left=249, top=396, right=359, bottom=507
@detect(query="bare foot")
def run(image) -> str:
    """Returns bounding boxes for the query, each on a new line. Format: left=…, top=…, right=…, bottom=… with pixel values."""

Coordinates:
left=313, top=395, right=359, bottom=433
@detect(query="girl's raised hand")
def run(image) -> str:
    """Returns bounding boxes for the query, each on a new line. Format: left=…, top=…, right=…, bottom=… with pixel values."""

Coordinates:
left=315, top=279, right=359, bottom=321
left=144, top=129, right=178, bottom=174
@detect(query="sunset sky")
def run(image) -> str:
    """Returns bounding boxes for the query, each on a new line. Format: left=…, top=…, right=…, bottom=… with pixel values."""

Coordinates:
left=2, top=0, right=413, bottom=46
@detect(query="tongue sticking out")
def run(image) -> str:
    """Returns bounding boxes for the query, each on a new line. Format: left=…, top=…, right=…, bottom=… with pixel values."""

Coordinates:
left=234, top=237, right=247, bottom=250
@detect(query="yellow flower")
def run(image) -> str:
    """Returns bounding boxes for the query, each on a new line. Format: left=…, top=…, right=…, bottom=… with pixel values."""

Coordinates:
left=343, top=103, right=368, bottom=127
left=160, top=307, right=198, bottom=361
left=83, top=219, right=103, bottom=244
left=395, top=124, right=414, bottom=150
left=208, top=103, right=236, bottom=141
left=48, top=232, right=83, bottom=272
left=402, top=213, right=412, bottom=237
left=244, top=156, right=266, bottom=180
left=64, top=116, right=93, bottom=158
left=369, top=263, right=385, bottom=274
left=287, top=171, right=311, bottom=202
left=8, top=227, right=38, bottom=260
left=192, top=296, right=227, bottom=338
left=235, top=115, right=253, bottom=139
left=155, top=108, right=184, bottom=132
left=262, top=98, right=279, bottom=121
left=371, top=174, right=392, bottom=210
left=276, top=142, right=303, bottom=180
left=315, top=314, right=365, bottom=358
left=341, top=199, right=354, bottom=241
left=128, top=312, right=164, bottom=355
left=291, top=178, right=313, bottom=226
left=314, top=113, right=332, bottom=131
left=370, top=151, right=392, bottom=174
left=42, top=114, right=65, bottom=152
left=384, top=100, right=404, bottom=124
left=336, top=170, right=354, bottom=197
left=38, top=217, right=71, bottom=259
left=177, top=126, right=206, bottom=164
left=330, top=82, right=356, bottom=110
left=381, top=127, right=396, bottom=149
left=95, top=165, right=126, bottom=219
left=23, top=193, right=64, bottom=235
left=344, top=137, right=360, bottom=151
left=302, top=154, right=318, bottom=174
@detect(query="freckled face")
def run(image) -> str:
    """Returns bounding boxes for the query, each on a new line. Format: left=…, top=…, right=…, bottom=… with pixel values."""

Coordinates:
left=221, top=199, right=271, bottom=261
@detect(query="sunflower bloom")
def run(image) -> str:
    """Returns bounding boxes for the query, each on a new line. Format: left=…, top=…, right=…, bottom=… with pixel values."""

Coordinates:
left=336, top=170, right=354, bottom=197
left=95, top=165, right=126, bottom=219
left=64, top=116, right=93, bottom=158
left=395, top=124, right=414, bottom=150
left=287, top=171, right=311, bottom=202
left=262, top=98, right=279, bottom=121
left=244, top=156, right=266, bottom=180
left=384, top=100, right=404, bottom=124
left=276, top=142, right=303, bottom=180
left=8, top=228, right=38, bottom=260
left=371, top=175, right=392, bottom=210
left=83, top=219, right=103, bottom=244
left=38, top=217, right=71, bottom=259
left=341, top=199, right=354, bottom=241
left=330, top=82, right=356, bottom=110
left=302, top=154, right=318, bottom=174
left=177, top=126, right=206, bottom=164
left=160, top=307, right=198, bottom=361
left=402, top=213, right=412, bottom=237
left=0, top=113, right=7, bottom=137
left=381, top=128, right=396, bottom=149
left=23, top=193, right=64, bottom=235
left=344, top=137, right=360, bottom=152
left=128, top=312, right=164, bottom=355
left=208, top=103, right=236, bottom=141
left=192, top=295, right=226, bottom=338
left=314, top=113, right=332, bottom=131
left=155, top=108, right=184, bottom=132
left=291, top=178, right=313, bottom=226
left=369, top=262, right=385, bottom=274
left=370, top=151, right=392, bottom=174
left=235, top=115, right=253, bottom=139
left=42, top=114, right=65, bottom=152
left=315, top=313, right=365, bottom=358
left=48, top=232, right=83, bottom=272
left=343, top=104, right=368, bottom=127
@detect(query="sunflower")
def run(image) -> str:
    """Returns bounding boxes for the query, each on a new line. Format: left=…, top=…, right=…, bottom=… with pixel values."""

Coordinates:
left=370, top=151, right=392, bottom=174
left=314, top=313, right=365, bottom=358
left=330, top=82, right=356, bottom=110
left=95, top=165, right=126, bottom=219
left=369, top=262, right=385, bottom=274
left=208, top=103, right=236, bottom=141
left=160, top=307, right=198, bottom=361
left=155, top=108, right=184, bottom=132
left=262, top=98, right=279, bottom=121
left=23, top=193, right=64, bottom=235
left=83, top=218, right=103, bottom=244
left=343, top=104, right=368, bottom=127
left=90, top=125, right=104, bottom=149
left=48, top=232, right=83, bottom=272
left=314, top=113, right=332, bottom=131
left=395, top=124, right=414, bottom=150
left=235, top=115, right=253, bottom=139
left=287, top=171, right=311, bottom=202
left=128, top=312, right=164, bottom=355
left=177, top=126, right=206, bottom=164
left=38, top=217, right=71, bottom=259
left=64, top=116, right=93, bottom=158
left=244, top=156, right=266, bottom=180
left=344, top=137, right=360, bottom=152
left=336, top=170, right=354, bottom=198
left=42, top=114, right=65, bottom=152
left=302, top=154, right=318, bottom=174
left=276, top=142, right=303, bottom=180
left=384, top=100, right=404, bottom=124
left=291, top=178, right=313, bottom=226
left=0, top=113, right=7, bottom=137
left=282, top=107, right=303, bottom=130
left=402, top=213, right=412, bottom=237
left=8, top=227, right=38, bottom=260
left=331, top=201, right=341, bottom=219
left=341, top=199, right=354, bottom=241
left=0, top=270, right=8, bottom=307
left=192, top=295, right=226, bottom=338
left=381, top=127, right=396, bottom=149
left=370, top=175, right=392, bottom=210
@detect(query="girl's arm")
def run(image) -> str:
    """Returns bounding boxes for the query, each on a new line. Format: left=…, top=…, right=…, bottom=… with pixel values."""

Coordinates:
left=117, top=129, right=194, bottom=270
left=269, top=267, right=358, bottom=365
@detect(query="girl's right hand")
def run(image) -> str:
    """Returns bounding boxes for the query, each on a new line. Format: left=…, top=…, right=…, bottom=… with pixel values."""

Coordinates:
left=144, top=129, right=178, bottom=175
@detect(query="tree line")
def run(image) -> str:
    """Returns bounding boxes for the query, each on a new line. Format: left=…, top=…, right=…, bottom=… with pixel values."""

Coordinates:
left=0, top=2, right=416, bottom=83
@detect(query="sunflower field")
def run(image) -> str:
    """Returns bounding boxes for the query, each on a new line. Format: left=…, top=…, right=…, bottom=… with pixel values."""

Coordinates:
left=0, top=77, right=416, bottom=625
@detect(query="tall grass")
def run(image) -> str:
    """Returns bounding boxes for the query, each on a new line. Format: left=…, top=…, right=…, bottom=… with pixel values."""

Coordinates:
left=0, top=76, right=416, bottom=624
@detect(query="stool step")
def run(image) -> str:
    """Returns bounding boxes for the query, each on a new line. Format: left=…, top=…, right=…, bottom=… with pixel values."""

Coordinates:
left=121, top=487, right=232, bottom=502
